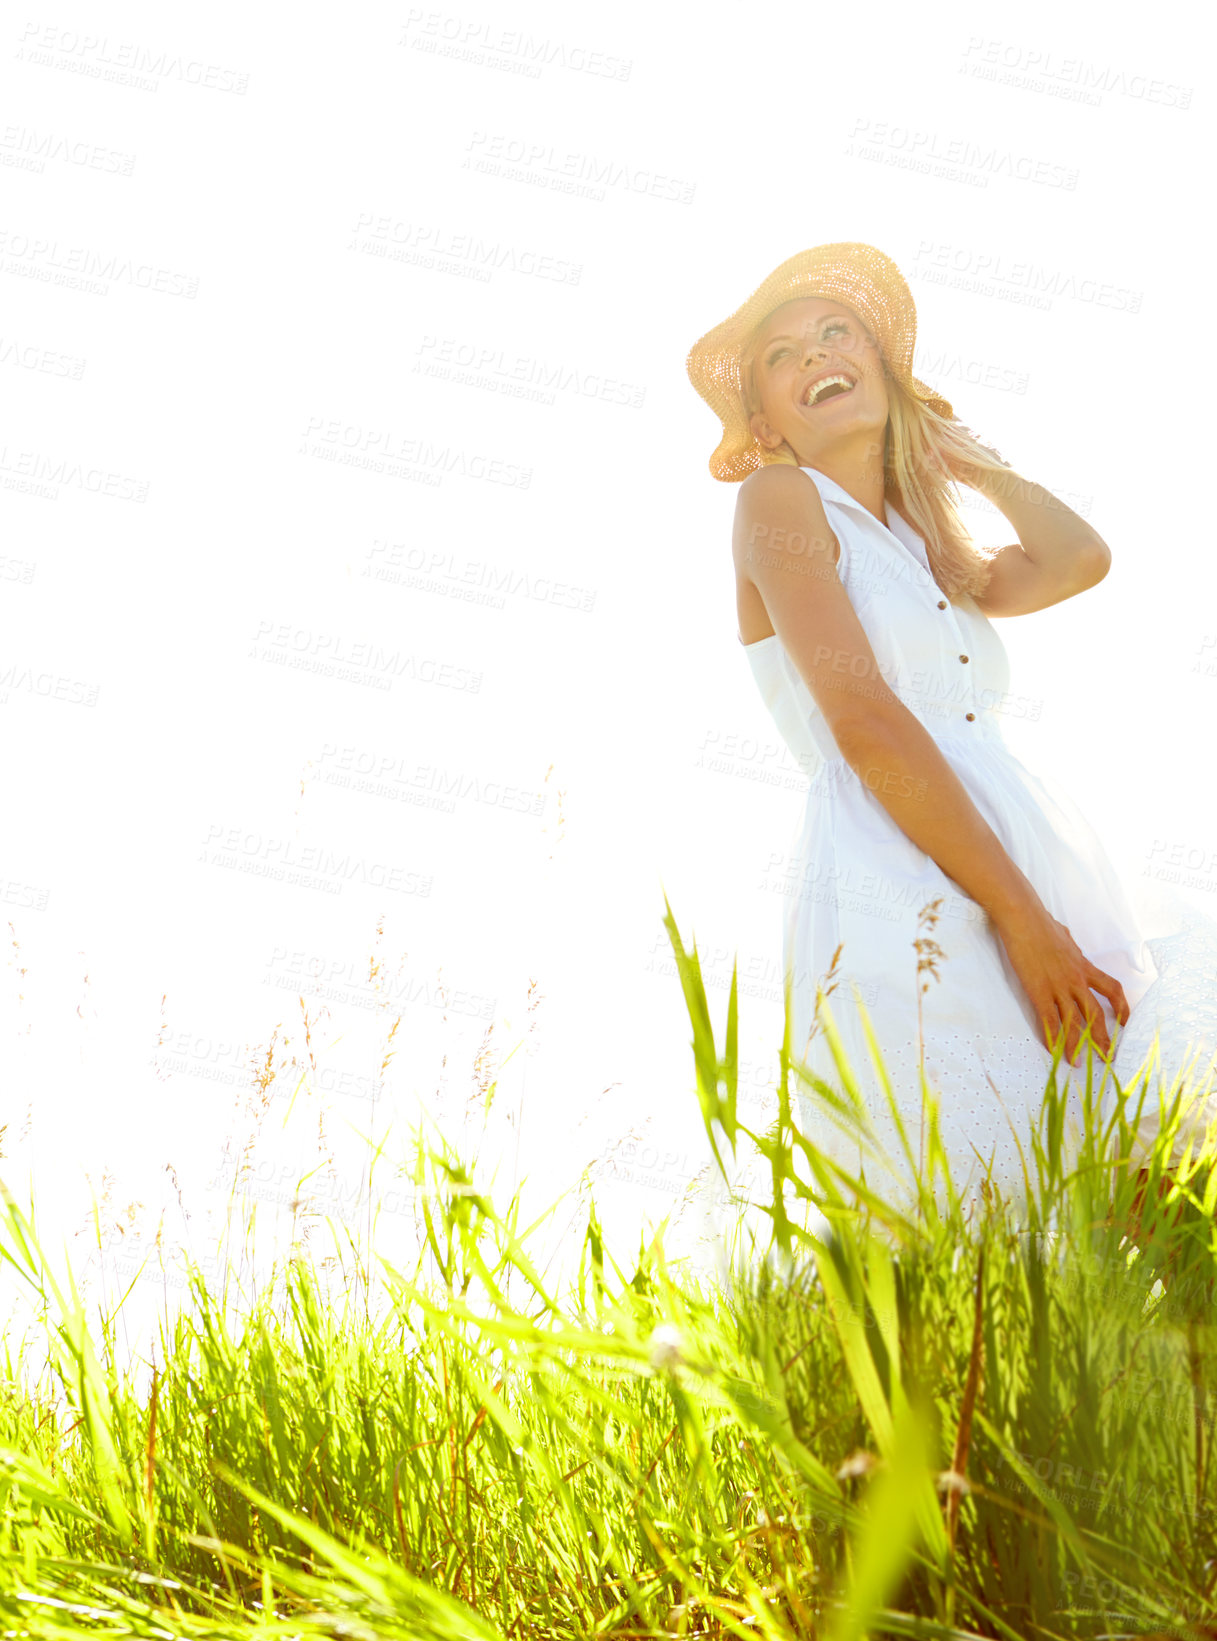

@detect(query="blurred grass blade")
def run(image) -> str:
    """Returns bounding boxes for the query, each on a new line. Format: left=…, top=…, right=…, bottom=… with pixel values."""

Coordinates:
left=662, top=892, right=738, bottom=1171
left=826, top=1396, right=935, bottom=1641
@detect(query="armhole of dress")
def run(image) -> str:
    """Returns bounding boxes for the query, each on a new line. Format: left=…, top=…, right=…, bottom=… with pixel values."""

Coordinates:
left=830, top=525, right=848, bottom=586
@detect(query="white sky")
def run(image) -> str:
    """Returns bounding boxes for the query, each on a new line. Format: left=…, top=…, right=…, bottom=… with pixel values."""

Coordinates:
left=1, top=0, right=1214, bottom=1344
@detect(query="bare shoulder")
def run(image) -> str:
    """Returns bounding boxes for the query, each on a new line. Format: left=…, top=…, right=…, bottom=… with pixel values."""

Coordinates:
left=727, top=468, right=901, bottom=747
left=732, top=465, right=839, bottom=572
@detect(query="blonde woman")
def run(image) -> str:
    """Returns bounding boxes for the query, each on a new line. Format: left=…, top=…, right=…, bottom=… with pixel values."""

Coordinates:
left=686, top=243, right=1214, bottom=1203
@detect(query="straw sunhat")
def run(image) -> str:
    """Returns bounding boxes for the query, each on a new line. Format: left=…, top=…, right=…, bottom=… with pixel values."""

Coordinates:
left=686, top=242, right=955, bottom=482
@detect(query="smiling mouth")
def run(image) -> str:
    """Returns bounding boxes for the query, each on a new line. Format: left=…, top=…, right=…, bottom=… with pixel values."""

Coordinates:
left=801, top=374, right=856, bottom=407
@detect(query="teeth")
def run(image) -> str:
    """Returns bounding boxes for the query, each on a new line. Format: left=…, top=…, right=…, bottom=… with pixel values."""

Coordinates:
left=803, top=374, right=855, bottom=405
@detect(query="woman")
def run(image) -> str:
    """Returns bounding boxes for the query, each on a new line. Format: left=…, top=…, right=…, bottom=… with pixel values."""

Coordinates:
left=685, top=243, right=1215, bottom=1205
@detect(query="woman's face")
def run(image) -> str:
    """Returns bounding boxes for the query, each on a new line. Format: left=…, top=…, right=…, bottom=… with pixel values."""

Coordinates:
left=746, top=296, right=889, bottom=465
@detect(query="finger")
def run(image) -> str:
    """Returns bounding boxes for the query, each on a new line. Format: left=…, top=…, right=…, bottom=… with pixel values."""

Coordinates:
left=1075, top=997, right=1115, bottom=1063
left=1060, top=998, right=1103, bottom=1065
left=1042, top=1000, right=1086, bottom=1067
left=1072, top=991, right=1111, bottom=1059
left=1087, top=965, right=1130, bottom=1026
left=1064, top=1025, right=1080, bottom=1067
left=1033, top=996, right=1063, bottom=1058
left=1047, top=1001, right=1080, bottom=1066
left=1059, top=1011, right=1082, bottom=1067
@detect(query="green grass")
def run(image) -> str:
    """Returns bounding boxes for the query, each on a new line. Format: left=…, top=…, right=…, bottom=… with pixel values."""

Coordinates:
left=2, top=897, right=1217, bottom=1639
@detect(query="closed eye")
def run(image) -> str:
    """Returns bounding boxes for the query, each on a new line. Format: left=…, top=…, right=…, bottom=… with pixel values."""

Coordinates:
left=764, top=319, right=851, bottom=366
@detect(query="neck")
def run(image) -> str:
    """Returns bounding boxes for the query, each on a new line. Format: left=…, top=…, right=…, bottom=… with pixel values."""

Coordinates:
left=800, top=437, right=887, bottom=523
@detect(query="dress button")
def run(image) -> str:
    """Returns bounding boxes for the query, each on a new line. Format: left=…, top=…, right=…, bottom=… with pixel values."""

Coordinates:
left=959, top=654, right=969, bottom=664
left=965, top=712, right=976, bottom=721
left=937, top=599, right=947, bottom=610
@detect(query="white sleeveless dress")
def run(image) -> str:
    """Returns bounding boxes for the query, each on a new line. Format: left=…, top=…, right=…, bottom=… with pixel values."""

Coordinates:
left=742, top=465, right=1217, bottom=1204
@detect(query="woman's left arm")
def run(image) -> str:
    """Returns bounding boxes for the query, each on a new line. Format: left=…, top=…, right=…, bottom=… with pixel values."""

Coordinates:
left=964, top=466, right=1112, bottom=617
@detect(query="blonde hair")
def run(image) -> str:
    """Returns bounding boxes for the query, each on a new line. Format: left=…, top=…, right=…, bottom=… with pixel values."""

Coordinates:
left=740, top=327, right=1012, bottom=603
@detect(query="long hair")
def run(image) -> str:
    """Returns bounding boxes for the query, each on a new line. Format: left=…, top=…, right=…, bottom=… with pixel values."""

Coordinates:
left=740, top=331, right=1014, bottom=603
left=882, top=378, right=1011, bottom=601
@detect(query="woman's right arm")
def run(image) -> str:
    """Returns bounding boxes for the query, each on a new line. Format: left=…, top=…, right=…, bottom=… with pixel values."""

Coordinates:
left=733, top=464, right=1129, bottom=1063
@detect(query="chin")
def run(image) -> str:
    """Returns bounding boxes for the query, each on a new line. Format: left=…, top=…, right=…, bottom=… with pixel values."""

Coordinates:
left=798, top=410, right=885, bottom=451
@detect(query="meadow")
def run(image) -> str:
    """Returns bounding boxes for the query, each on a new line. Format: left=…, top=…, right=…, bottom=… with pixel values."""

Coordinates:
left=2, top=896, right=1217, bottom=1639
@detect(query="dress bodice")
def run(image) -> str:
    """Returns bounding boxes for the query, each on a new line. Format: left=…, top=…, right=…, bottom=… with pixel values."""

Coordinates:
left=742, top=466, right=1014, bottom=781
